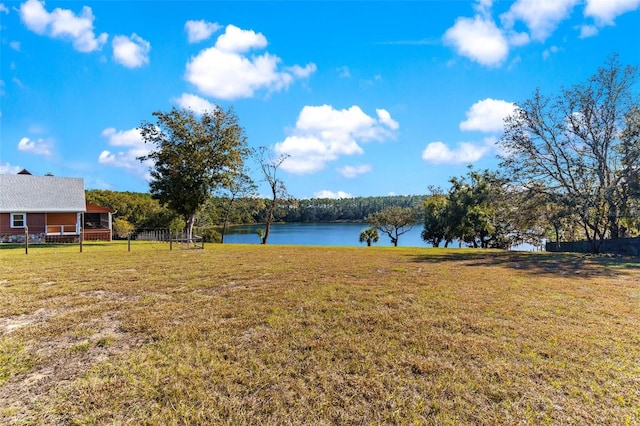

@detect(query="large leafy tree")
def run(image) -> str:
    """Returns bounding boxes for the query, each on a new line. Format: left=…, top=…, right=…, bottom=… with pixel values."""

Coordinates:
left=446, top=168, right=512, bottom=249
left=138, top=107, right=249, bottom=241
left=499, top=55, right=640, bottom=252
left=366, top=206, right=417, bottom=247
left=421, top=189, right=452, bottom=248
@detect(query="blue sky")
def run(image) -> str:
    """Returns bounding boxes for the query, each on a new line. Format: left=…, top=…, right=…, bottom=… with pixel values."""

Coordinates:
left=1, top=0, right=639, bottom=199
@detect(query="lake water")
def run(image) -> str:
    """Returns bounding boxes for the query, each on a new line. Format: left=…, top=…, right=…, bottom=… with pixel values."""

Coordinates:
left=223, top=222, right=538, bottom=250
left=223, top=222, right=426, bottom=247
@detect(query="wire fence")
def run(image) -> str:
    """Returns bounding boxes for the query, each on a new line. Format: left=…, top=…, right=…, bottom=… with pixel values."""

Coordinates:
left=131, top=229, right=204, bottom=249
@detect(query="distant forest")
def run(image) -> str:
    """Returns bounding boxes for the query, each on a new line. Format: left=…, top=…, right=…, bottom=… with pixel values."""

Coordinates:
left=86, top=189, right=425, bottom=231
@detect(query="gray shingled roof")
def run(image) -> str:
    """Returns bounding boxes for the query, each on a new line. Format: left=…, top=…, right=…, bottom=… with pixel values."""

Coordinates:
left=0, top=174, right=86, bottom=213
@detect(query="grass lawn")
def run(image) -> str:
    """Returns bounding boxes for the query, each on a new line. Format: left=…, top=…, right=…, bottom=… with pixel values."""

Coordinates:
left=1, top=241, right=639, bottom=424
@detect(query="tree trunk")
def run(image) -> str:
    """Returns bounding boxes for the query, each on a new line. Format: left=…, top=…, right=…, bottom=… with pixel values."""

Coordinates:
left=186, top=214, right=196, bottom=244
left=221, top=196, right=236, bottom=244
left=262, top=187, right=277, bottom=245
left=262, top=221, right=271, bottom=244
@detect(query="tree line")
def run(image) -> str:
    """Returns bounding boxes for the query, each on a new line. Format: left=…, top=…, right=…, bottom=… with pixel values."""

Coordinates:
left=86, top=189, right=425, bottom=241
left=421, top=54, right=640, bottom=252
left=96, top=53, right=640, bottom=252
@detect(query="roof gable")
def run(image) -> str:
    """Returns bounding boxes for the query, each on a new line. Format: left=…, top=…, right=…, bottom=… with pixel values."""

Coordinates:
left=86, top=202, right=114, bottom=213
left=0, top=174, right=86, bottom=213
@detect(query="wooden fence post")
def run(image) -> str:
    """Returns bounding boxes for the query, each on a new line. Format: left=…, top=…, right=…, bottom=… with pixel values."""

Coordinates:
left=24, top=226, right=28, bottom=255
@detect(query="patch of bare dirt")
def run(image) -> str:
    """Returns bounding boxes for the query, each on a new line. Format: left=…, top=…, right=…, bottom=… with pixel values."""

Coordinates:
left=0, top=308, right=59, bottom=335
left=0, top=292, right=145, bottom=425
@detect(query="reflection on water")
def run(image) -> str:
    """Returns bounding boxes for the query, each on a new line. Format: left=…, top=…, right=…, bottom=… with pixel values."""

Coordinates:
left=223, top=222, right=539, bottom=250
left=224, top=222, right=432, bottom=247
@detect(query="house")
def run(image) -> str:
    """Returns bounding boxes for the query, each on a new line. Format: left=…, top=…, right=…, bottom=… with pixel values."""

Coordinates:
left=83, top=202, right=114, bottom=241
left=0, top=171, right=113, bottom=243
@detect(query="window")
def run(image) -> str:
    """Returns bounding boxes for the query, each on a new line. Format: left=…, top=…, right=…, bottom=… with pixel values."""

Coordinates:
left=11, top=213, right=26, bottom=228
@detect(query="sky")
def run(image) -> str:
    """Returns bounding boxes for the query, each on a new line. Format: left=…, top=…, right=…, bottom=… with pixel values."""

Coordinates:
left=1, top=0, right=640, bottom=199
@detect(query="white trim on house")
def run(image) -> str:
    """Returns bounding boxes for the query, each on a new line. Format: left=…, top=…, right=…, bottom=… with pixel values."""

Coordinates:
left=10, top=212, right=26, bottom=228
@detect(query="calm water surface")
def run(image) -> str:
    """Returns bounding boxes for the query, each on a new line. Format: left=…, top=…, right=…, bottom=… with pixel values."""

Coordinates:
left=223, top=222, right=538, bottom=250
left=224, top=222, right=444, bottom=247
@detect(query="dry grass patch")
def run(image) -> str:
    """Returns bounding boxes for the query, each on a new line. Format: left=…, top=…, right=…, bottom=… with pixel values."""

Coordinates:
left=1, top=242, right=639, bottom=424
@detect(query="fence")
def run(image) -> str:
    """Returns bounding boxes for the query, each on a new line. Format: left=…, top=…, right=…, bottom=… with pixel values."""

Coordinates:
left=546, top=237, right=640, bottom=256
left=132, top=229, right=204, bottom=249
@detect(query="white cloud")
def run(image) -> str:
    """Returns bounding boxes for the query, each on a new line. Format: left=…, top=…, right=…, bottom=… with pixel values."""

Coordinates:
left=173, top=93, right=217, bottom=114
left=579, top=24, right=600, bottom=38
left=313, top=190, right=353, bottom=199
left=215, top=24, right=267, bottom=52
left=17, top=136, right=53, bottom=157
left=185, top=19, right=221, bottom=43
left=542, top=45, right=560, bottom=59
left=459, top=98, right=516, bottom=133
left=337, top=164, right=373, bottom=178
left=507, top=31, right=531, bottom=47
left=376, top=109, right=399, bottom=130
left=112, top=33, right=150, bottom=68
left=0, top=163, right=22, bottom=174
left=445, top=0, right=640, bottom=64
left=584, top=0, right=640, bottom=26
left=474, top=0, right=494, bottom=15
left=101, top=127, right=145, bottom=147
left=337, top=66, right=351, bottom=78
left=99, top=127, right=151, bottom=178
left=275, top=105, right=398, bottom=174
left=19, top=0, right=50, bottom=34
left=12, top=77, right=25, bottom=89
left=500, top=0, right=578, bottom=42
left=286, top=63, right=317, bottom=79
left=0, top=4, right=8, bottom=14
left=9, top=41, right=20, bottom=51
left=421, top=141, right=491, bottom=165
left=443, top=15, right=508, bottom=67
left=185, top=24, right=316, bottom=100
left=19, top=0, right=107, bottom=52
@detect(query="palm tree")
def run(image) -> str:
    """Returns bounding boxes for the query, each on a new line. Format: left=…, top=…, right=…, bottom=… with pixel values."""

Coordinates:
left=359, top=227, right=379, bottom=247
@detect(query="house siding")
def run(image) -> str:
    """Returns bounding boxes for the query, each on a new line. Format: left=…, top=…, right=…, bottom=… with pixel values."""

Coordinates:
left=0, top=213, right=9, bottom=233
left=0, top=212, right=46, bottom=233
left=27, top=213, right=46, bottom=233
left=1, top=212, right=47, bottom=242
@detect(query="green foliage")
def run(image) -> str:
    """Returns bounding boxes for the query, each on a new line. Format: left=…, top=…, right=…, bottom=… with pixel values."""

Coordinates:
left=499, top=54, right=640, bottom=252
left=423, top=169, right=516, bottom=249
left=366, top=206, right=417, bottom=247
left=86, top=189, right=175, bottom=229
left=197, top=226, right=221, bottom=243
left=138, top=107, right=250, bottom=240
left=112, top=218, right=135, bottom=239
left=282, top=195, right=425, bottom=222
left=358, top=227, right=379, bottom=246
left=447, top=168, right=503, bottom=248
left=168, top=217, right=186, bottom=235
left=421, top=191, right=451, bottom=247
